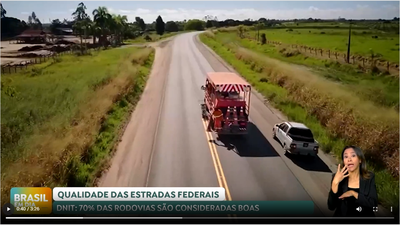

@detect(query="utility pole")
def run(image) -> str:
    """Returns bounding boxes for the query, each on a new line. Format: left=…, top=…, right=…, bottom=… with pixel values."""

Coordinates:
left=346, top=20, right=352, bottom=63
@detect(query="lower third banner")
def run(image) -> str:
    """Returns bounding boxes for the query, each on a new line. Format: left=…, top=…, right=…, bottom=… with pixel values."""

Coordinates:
left=53, top=201, right=314, bottom=216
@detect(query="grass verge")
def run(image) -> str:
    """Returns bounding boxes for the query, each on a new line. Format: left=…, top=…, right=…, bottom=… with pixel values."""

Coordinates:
left=67, top=52, right=154, bottom=187
left=1, top=46, right=155, bottom=204
left=199, top=31, right=399, bottom=211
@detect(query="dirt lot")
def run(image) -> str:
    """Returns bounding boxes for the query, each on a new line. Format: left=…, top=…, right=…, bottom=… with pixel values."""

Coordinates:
left=1, top=36, right=92, bottom=65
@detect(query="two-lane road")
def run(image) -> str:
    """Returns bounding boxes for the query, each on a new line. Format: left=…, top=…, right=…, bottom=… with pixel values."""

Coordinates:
left=99, top=32, right=337, bottom=217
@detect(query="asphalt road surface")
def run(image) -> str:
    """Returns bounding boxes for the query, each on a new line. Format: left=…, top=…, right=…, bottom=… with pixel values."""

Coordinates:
left=98, top=32, right=391, bottom=218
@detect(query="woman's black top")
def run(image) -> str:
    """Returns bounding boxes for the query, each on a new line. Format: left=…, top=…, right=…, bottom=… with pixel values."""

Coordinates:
left=346, top=187, right=361, bottom=216
left=327, top=172, right=378, bottom=217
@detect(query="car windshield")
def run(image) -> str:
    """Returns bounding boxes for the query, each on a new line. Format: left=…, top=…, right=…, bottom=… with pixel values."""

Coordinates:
left=288, top=128, right=313, bottom=138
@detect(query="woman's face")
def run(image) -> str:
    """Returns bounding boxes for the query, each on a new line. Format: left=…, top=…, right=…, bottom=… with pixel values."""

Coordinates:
left=343, top=148, right=360, bottom=172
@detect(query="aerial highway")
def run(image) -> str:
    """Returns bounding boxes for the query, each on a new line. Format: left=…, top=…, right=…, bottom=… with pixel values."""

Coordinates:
left=98, top=32, right=342, bottom=217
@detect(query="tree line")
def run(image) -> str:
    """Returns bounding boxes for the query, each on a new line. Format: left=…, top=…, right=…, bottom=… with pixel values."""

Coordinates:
left=1, top=2, right=399, bottom=42
left=0, top=2, right=208, bottom=43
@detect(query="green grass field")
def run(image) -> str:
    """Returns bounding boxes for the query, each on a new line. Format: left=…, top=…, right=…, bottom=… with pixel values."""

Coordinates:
left=214, top=31, right=399, bottom=109
left=200, top=31, right=399, bottom=211
left=1, top=46, right=154, bottom=202
left=247, top=28, right=399, bottom=62
left=282, top=22, right=355, bottom=28
left=281, top=21, right=399, bottom=31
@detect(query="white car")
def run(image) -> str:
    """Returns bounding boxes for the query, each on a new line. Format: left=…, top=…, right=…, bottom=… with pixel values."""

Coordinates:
left=272, top=121, right=319, bottom=157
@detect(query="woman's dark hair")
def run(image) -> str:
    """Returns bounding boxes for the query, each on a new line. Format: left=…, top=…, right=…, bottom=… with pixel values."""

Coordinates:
left=341, top=145, right=370, bottom=179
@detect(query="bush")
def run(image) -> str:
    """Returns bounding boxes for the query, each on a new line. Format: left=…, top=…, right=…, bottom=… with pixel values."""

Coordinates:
left=184, top=19, right=205, bottom=31
left=260, top=33, right=267, bottom=45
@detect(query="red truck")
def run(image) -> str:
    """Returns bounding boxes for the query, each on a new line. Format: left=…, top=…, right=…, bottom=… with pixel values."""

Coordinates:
left=201, top=72, right=252, bottom=135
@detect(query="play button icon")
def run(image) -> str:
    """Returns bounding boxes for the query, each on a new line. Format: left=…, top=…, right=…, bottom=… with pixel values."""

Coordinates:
left=2, top=203, right=14, bottom=216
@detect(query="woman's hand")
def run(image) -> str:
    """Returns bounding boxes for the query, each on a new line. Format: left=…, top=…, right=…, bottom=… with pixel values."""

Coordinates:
left=339, top=190, right=355, bottom=199
left=333, top=164, right=349, bottom=185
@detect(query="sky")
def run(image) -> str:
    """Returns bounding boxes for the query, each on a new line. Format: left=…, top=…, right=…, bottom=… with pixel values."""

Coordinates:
left=1, top=1, right=399, bottom=23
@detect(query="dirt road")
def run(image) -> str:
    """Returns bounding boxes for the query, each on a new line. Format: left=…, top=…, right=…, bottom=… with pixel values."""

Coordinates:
left=98, top=32, right=392, bottom=219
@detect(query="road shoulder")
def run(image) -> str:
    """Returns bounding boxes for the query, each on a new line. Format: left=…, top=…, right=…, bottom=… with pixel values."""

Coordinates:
left=97, top=40, right=174, bottom=187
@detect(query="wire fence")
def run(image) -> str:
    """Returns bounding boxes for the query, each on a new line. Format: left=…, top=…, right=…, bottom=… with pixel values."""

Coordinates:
left=245, top=34, right=399, bottom=76
left=1, top=50, right=75, bottom=74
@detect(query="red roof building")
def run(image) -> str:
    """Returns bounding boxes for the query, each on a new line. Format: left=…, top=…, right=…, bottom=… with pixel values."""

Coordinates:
left=16, top=29, right=47, bottom=43
left=16, top=29, right=47, bottom=37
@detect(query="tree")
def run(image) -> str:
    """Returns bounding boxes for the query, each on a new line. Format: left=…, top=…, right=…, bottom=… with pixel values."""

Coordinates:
left=253, top=22, right=264, bottom=42
left=92, top=6, right=112, bottom=47
left=211, top=20, right=219, bottom=28
left=27, top=12, right=42, bottom=30
left=88, top=21, right=101, bottom=45
left=1, top=17, right=28, bottom=39
left=260, top=33, right=266, bottom=45
left=72, top=4, right=88, bottom=39
left=72, top=2, right=90, bottom=53
left=175, top=21, right=186, bottom=31
left=258, top=18, right=267, bottom=23
left=135, top=17, right=146, bottom=31
left=155, top=15, right=165, bottom=35
left=50, top=19, right=62, bottom=34
left=165, top=21, right=179, bottom=32
left=112, top=14, right=128, bottom=45
left=184, top=19, right=204, bottom=31
left=31, top=11, right=36, bottom=22
left=125, top=22, right=141, bottom=39
left=72, top=2, right=88, bottom=21
left=205, top=20, right=213, bottom=28
left=237, top=25, right=246, bottom=38
left=1, top=3, right=6, bottom=18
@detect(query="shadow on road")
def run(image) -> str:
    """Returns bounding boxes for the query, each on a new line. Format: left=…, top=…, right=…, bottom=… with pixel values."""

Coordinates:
left=211, top=122, right=280, bottom=157
left=284, top=153, right=332, bottom=173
